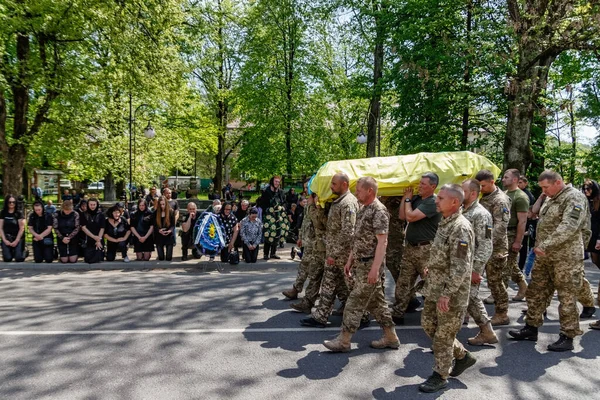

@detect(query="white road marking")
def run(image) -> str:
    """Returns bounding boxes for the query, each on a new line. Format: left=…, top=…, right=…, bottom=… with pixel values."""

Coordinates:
left=0, top=322, right=566, bottom=335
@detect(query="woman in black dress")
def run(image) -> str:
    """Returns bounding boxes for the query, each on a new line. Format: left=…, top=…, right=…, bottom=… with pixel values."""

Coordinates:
left=52, top=200, right=80, bottom=263
left=27, top=200, right=54, bottom=263
left=153, top=196, right=175, bottom=261
left=0, top=194, right=26, bottom=262
left=104, top=204, right=131, bottom=262
left=81, top=198, right=106, bottom=263
left=130, top=198, right=154, bottom=261
left=583, top=179, right=600, bottom=269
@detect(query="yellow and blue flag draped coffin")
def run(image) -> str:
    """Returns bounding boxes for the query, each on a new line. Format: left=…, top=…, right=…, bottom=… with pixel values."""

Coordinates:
left=308, top=151, right=501, bottom=206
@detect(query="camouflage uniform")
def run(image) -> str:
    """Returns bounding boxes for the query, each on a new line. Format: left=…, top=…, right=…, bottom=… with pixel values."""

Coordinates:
left=292, top=204, right=315, bottom=293
left=526, top=186, right=591, bottom=338
left=383, top=197, right=406, bottom=283
left=479, top=187, right=511, bottom=314
left=421, top=211, right=474, bottom=379
left=343, top=198, right=395, bottom=333
left=462, top=200, right=493, bottom=325
left=506, top=230, right=527, bottom=285
left=311, top=191, right=358, bottom=324
left=296, top=205, right=328, bottom=309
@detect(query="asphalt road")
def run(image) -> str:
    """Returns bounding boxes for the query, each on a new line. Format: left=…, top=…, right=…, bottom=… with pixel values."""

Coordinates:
left=0, top=261, right=598, bottom=400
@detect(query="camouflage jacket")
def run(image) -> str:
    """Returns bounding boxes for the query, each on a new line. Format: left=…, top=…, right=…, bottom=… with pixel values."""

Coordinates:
left=298, top=203, right=316, bottom=252
left=352, top=198, right=389, bottom=262
left=423, top=211, right=474, bottom=308
left=326, top=191, right=359, bottom=265
left=479, top=187, right=510, bottom=256
left=310, top=204, right=327, bottom=253
left=462, top=200, right=493, bottom=274
left=537, top=186, right=591, bottom=261
left=383, top=197, right=406, bottom=251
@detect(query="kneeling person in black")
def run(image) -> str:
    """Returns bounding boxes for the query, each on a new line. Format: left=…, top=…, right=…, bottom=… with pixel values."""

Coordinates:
left=104, top=204, right=131, bottom=262
left=53, top=200, right=80, bottom=263
left=81, top=198, right=106, bottom=264
left=28, top=201, right=54, bottom=263
left=130, top=199, right=154, bottom=261
left=181, top=202, right=200, bottom=261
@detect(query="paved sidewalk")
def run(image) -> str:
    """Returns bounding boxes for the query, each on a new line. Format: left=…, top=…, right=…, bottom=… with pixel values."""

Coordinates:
left=0, top=242, right=301, bottom=272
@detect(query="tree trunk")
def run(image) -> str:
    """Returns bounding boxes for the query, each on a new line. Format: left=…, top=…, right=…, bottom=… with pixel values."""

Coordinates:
left=528, top=106, right=547, bottom=182
left=503, top=49, right=557, bottom=173
left=368, top=1, right=385, bottom=158
left=568, top=89, right=576, bottom=183
left=104, top=172, right=116, bottom=201
left=2, top=145, right=27, bottom=196
left=461, top=1, right=472, bottom=151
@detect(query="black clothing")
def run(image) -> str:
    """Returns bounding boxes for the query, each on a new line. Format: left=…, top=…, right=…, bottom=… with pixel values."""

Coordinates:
left=588, top=199, right=600, bottom=254
left=105, top=216, right=130, bottom=261
left=131, top=209, right=155, bottom=253
left=153, top=210, right=175, bottom=261
left=243, top=243, right=259, bottom=263
left=28, top=212, right=54, bottom=263
left=181, top=213, right=199, bottom=259
left=1, top=210, right=24, bottom=238
left=53, top=211, right=80, bottom=259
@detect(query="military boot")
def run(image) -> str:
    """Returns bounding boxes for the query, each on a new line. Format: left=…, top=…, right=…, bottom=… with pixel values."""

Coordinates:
left=490, top=312, right=510, bottom=326
left=547, top=333, right=574, bottom=352
left=468, top=322, right=498, bottom=346
left=323, top=330, right=352, bottom=352
left=512, top=280, right=528, bottom=301
left=370, top=326, right=400, bottom=349
left=579, top=306, right=596, bottom=319
left=508, top=324, right=538, bottom=341
left=483, top=295, right=495, bottom=305
left=290, top=301, right=311, bottom=314
left=282, top=287, right=299, bottom=300
left=450, top=351, right=477, bottom=377
left=418, top=372, right=448, bottom=393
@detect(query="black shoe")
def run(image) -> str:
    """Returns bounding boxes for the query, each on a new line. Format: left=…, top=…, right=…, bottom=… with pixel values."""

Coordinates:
left=300, top=317, right=326, bottom=328
left=271, top=254, right=281, bottom=260
left=508, top=324, right=538, bottom=341
left=580, top=306, right=596, bottom=319
left=290, top=247, right=297, bottom=260
left=263, top=255, right=269, bottom=260
left=547, top=333, right=574, bottom=352
left=392, top=315, right=405, bottom=325
left=181, top=255, right=188, bottom=261
left=450, top=351, right=477, bottom=377
left=406, top=297, right=421, bottom=313
left=358, top=316, right=371, bottom=330
left=419, top=372, right=448, bottom=393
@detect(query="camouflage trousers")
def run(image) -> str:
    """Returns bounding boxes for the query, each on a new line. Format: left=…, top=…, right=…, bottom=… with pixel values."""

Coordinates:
left=296, top=250, right=326, bottom=309
left=386, top=243, right=404, bottom=284
left=391, top=244, right=430, bottom=317
left=505, top=230, right=526, bottom=285
left=525, top=256, right=583, bottom=338
left=342, top=261, right=395, bottom=334
left=421, top=299, right=467, bottom=379
left=485, top=254, right=509, bottom=314
left=292, top=249, right=312, bottom=292
left=312, top=263, right=350, bottom=324
left=467, top=283, right=491, bottom=325
left=579, top=277, right=595, bottom=307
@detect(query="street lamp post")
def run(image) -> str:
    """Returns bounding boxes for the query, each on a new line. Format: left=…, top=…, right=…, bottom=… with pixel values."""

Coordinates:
left=128, top=94, right=156, bottom=202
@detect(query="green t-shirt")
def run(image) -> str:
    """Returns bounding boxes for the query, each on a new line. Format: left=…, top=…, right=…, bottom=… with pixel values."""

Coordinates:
left=405, top=195, right=441, bottom=244
left=505, top=188, right=529, bottom=228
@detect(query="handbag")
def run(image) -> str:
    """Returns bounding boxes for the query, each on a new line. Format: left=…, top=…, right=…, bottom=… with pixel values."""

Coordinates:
left=43, top=237, right=53, bottom=246
left=228, top=250, right=240, bottom=265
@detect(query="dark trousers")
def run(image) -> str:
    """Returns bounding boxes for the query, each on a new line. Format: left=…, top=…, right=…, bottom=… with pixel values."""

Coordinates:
left=263, top=241, right=278, bottom=258
left=32, top=241, right=53, bottom=263
left=243, top=243, right=259, bottom=263
left=156, top=244, right=173, bottom=261
left=2, top=239, right=25, bottom=262
left=106, top=242, right=128, bottom=261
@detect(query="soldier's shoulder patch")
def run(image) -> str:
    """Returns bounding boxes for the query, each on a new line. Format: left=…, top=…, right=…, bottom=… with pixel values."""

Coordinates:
left=456, top=240, right=469, bottom=259
left=485, top=225, right=492, bottom=239
left=570, top=205, right=582, bottom=220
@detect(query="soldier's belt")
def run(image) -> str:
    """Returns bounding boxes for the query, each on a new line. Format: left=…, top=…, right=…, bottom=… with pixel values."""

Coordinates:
left=407, top=240, right=432, bottom=247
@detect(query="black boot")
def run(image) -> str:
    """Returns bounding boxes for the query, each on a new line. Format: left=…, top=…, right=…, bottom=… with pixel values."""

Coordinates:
left=508, top=324, right=538, bottom=341
left=547, top=333, right=574, bottom=352
left=580, top=306, right=596, bottom=319
left=406, top=296, right=421, bottom=313
left=450, top=351, right=477, bottom=377
left=419, top=372, right=448, bottom=393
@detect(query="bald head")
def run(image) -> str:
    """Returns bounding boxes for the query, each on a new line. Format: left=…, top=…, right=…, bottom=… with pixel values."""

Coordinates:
left=331, top=172, right=350, bottom=196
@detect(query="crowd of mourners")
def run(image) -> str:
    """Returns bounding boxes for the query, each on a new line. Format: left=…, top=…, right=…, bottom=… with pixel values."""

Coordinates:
left=0, top=179, right=308, bottom=265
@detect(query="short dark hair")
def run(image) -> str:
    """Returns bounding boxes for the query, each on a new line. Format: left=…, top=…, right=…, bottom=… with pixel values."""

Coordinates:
left=462, top=179, right=481, bottom=195
left=505, top=168, right=520, bottom=180
left=538, top=170, right=562, bottom=183
left=422, top=172, right=439, bottom=187
left=475, top=169, right=495, bottom=182
left=356, top=176, right=378, bottom=192
left=519, top=176, right=528, bottom=183
left=440, top=183, right=464, bottom=204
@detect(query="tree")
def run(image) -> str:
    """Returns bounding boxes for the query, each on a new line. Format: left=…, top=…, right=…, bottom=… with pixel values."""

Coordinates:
left=503, top=0, right=600, bottom=172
